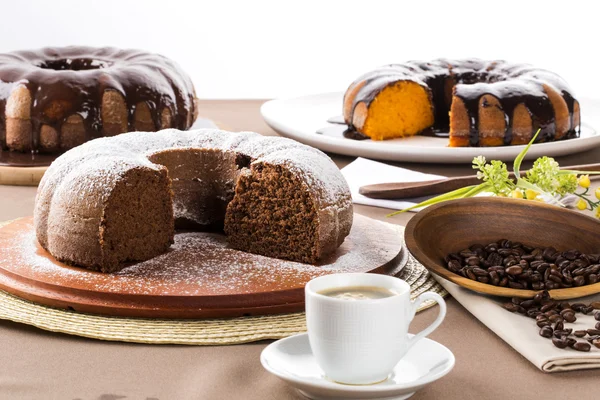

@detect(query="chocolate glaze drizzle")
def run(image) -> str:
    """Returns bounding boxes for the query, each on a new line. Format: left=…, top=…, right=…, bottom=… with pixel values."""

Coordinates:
left=0, top=46, right=196, bottom=155
left=343, top=59, right=580, bottom=146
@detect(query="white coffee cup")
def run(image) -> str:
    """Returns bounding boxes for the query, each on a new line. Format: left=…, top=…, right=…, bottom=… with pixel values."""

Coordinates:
left=305, top=273, right=446, bottom=385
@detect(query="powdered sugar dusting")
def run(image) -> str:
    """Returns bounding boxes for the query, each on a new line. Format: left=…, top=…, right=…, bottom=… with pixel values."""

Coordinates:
left=1, top=217, right=399, bottom=297
left=39, top=129, right=351, bottom=219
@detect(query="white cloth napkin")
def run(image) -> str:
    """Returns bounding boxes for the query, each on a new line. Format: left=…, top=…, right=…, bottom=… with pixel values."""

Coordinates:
left=437, top=279, right=600, bottom=372
left=340, top=158, right=445, bottom=211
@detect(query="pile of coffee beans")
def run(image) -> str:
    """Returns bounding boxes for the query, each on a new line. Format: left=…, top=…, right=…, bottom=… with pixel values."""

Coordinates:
left=444, top=240, right=600, bottom=290
left=502, top=291, right=600, bottom=352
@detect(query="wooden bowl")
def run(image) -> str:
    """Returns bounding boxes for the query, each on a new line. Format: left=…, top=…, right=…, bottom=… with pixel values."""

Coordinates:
left=405, top=197, right=600, bottom=299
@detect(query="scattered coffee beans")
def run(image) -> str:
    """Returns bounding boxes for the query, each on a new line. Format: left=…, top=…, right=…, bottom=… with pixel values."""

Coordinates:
left=502, top=291, right=600, bottom=352
left=445, top=241, right=600, bottom=290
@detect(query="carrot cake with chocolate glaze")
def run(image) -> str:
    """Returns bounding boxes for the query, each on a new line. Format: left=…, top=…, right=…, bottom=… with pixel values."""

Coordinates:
left=344, top=59, right=580, bottom=146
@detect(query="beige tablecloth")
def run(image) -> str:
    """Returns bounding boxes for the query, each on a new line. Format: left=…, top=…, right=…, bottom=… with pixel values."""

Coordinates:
left=1, top=100, right=600, bottom=399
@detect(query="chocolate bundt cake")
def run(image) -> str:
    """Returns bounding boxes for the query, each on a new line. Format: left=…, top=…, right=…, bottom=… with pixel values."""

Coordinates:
left=34, top=129, right=353, bottom=272
left=343, top=59, right=580, bottom=146
left=0, top=46, right=197, bottom=153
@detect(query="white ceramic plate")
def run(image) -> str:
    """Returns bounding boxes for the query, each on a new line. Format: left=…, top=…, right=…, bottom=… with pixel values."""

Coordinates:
left=261, top=92, right=599, bottom=164
left=260, top=333, right=454, bottom=400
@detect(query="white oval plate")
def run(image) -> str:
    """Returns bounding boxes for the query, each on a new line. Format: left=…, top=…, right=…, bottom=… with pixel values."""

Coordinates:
left=261, top=92, right=599, bottom=164
left=261, top=333, right=454, bottom=400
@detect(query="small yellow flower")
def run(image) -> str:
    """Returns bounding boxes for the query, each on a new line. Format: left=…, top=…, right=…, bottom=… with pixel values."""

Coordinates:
left=596, top=207, right=600, bottom=219
left=525, top=189, right=538, bottom=200
left=595, top=187, right=600, bottom=200
left=578, top=175, right=591, bottom=189
left=511, top=190, right=523, bottom=199
left=576, top=199, right=587, bottom=210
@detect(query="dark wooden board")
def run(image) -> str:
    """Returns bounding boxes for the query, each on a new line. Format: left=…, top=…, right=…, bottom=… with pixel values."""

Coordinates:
left=0, top=214, right=406, bottom=318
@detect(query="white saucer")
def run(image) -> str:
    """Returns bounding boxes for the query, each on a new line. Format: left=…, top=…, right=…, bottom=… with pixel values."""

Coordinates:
left=260, top=92, right=600, bottom=163
left=260, top=333, right=455, bottom=400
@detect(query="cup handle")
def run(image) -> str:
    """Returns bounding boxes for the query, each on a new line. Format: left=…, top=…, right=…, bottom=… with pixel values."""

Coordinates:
left=405, top=292, right=446, bottom=352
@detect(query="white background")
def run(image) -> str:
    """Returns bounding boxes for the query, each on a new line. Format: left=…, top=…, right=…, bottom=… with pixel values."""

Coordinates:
left=1, top=0, right=598, bottom=100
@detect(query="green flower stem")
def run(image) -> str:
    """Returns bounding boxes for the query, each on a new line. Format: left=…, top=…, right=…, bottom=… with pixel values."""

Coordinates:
left=386, top=184, right=481, bottom=217
left=574, top=188, right=600, bottom=211
left=513, top=129, right=541, bottom=178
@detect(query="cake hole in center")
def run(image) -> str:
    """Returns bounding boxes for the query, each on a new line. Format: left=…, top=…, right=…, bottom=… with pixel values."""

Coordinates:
left=37, top=58, right=112, bottom=71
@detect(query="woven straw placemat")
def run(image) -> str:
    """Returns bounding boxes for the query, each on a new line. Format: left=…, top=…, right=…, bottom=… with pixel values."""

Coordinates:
left=0, top=221, right=447, bottom=345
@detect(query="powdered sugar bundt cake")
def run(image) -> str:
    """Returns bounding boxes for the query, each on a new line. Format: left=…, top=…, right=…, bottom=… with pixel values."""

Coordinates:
left=0, top=46, right=197, bottom=153
left=34, top=129, right=353, bottom=272
left=344, top=59, right=580, bottom=146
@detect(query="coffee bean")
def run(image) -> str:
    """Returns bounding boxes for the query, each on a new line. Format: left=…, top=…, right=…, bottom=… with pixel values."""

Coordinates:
left=537, top=320, right=551, bottom=328
left=562, top=311, right=577, bottom=323
left=467, top=256, right=481, bottom=266
left=520, top=300, right=536, bottom=309
left=595, top=312, right=600, bottom=321
left=540, top=303, right=556, bottom=313
left=554, top=321, right=564, bottom=330
left=460, top=249, right=476, bottom=258
left=502, top=302, right=519, bottom=312
left=489, top=271, right=500, bottom=286
left=593, top=339, right=600, bottom=349
left=581, top=306, right=594, bottom=315
left=574, top=330, right=587, bottom=338
left=539, top=326, right=553, bottom=338
left=591, top=302, right=600, bottom=309
left=506, top=265, right=523, bottom=276
left=531, top=282, right=544, bottom=290
left=564, top=249, right=578, bottom=261
left=596, top=322, right=600, bottom=330
left=573, top=342, right=591, bottom=352
left=549, top=315, right=563, bottom=324
left=466, top=269, right=477, bottom=281
left=586, top=329, right=600, bottom=336
left=554, top=329, right=572, bottom=338
left=509, top=281, right=524, bottom=289
left=544, top=248, right=559, bottom=262
left=548, top=275, right=563, bottom=284
left=552, top=337, right=568, bottom=348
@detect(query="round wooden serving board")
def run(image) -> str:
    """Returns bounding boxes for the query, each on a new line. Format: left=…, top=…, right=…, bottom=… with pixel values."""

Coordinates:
left=0, top=214, right=406, bottom=319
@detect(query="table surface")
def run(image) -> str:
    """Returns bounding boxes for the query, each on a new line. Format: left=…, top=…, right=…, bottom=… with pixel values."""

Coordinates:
left=1, top=100, right=599, bottom=400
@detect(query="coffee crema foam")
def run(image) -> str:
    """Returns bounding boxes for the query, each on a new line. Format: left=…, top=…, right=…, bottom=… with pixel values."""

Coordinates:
left=318, top=286, right=397, bottom=301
